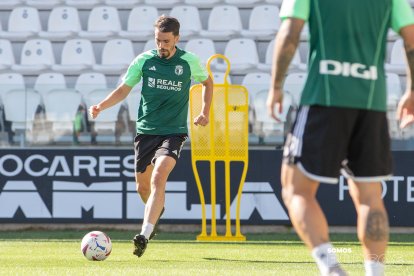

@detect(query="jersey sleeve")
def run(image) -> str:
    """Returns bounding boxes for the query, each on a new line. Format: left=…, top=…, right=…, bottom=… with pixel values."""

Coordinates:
left=280, top=0, right=310, bottom=21
left=181, top=52, right=209, bottom=83
left=122, top=53, right=148, bottom=87
left=391, top=0, right=414, bottom=33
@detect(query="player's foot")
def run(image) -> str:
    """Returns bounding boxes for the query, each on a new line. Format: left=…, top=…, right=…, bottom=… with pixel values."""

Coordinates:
left=326, top=265, right=348, bottom=276
left=149, top=207, right=165, bottom=240
left=132, top=234, right=148, bottom=257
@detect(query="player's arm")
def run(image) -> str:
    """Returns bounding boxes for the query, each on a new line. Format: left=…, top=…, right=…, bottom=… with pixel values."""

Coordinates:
left=267, top=18, right=304, bottom=121
left=194, top=75, right=213, bottom=126
left=89, top=83, right=133, bottom=119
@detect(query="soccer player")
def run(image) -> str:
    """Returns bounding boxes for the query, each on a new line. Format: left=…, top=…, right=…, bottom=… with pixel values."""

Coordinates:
left=89, top=15, right=213, bottom=257
left=266, top=1, right=414, bottom=275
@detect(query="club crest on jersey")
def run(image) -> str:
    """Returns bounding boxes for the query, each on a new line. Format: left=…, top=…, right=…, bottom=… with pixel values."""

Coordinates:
left=175, top=65, right=183, bottom=76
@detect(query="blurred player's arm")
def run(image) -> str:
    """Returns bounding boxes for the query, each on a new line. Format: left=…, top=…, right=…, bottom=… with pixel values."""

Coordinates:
left=267, top=18, right=304, bottom=121
left=396, top=24, right=414, bottom=128
left=194, top=75, right=213, bottom=126
left=89, top=83, right=133, bottom=119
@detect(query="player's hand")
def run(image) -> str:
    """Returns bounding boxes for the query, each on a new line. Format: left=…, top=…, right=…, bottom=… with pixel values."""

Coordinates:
left=396, top=91, right=414, bottom=129
left=194, top=113, right=209, bottom=126
left=266, top=87, right=283, bottom=122
left=89, top=105, right=101, bottom=119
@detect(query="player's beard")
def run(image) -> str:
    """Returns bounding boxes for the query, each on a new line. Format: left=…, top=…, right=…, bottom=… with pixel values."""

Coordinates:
left=158, top=46, right=174, bottom=59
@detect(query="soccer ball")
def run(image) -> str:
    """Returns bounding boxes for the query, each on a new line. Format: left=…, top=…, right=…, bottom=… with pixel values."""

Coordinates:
left=81, top=231, right=112, bottom=261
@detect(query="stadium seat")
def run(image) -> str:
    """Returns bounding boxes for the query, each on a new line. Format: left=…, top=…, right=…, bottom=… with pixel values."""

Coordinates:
left=39, top=6, right=82, bottom=41
left=283, top=72, right=307, bottom=107
left=183, top=0, right=222, bottom=8
left=385, top=39, right=406, bottom=74
left=126, top=89, right=141, bottom=123
left=75, top=72, right=107, bottom=99
left=264, top=0, right=283, bottom=4
left=386, top=72, right=402, bottom=110
left=0, top=73, right=25, bottom=104
left=184, top=38, right=217, bottom=67
left=210, top=72, right=231, bottom=84
left=0, top=40, right=15, bottom=71
left=25, top=0, right=65, bottom=9
left=34, top=73, right=67, bottom=100
left=93, top=39, right=135, bottom=74
left=144, top=0, right=182, bottom=8
left=241, top=5, right=281, bottom=40
left=119, top=6, right=159, bottom=41
left=52, top=39, right=96, bottom=74
left=104, top=0, right=141, bottom=9
left=143, top=39, right=156, bottom=52
left=257, top=39, right=306, bottom=72
left=2, top=7, right=41, bottom=41
left=12, top=39, right=55, bottom=74
left=0, top=0, right=24, bottom=9
left=200, top=5, right=242, bottom=40
left=169, top=6, right=202, bottom=40
left=215, top=38, right=259, bottom=74
left=241, top=72, right=271, bottom=103
left=64, top=0, right=104, bottom=9
left=44, top=89, right=82, bottom=135
left=3, top=90, right=41, bottom=132
left=224, top=0, right=262, bottom=8
left=78, top=6, right=121, bottom=41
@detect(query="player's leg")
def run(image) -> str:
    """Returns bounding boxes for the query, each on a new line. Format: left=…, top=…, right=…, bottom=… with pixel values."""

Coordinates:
left=348, top=180, right=388, bottom=274
left=135, top=165, right=153, bottom=203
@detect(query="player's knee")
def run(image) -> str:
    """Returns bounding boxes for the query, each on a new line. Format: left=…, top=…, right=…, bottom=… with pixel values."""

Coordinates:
left=281, top=186, right=294, bottom=207
left=136, top=181, right=150, bottom=196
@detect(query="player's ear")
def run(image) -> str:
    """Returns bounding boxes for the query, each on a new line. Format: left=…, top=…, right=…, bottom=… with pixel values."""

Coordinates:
left=175, top=34, right=180, bottom=44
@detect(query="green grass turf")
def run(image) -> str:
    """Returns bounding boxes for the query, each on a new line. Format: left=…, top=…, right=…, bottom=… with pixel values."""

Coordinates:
left=0, top=231, right=412, bottom=275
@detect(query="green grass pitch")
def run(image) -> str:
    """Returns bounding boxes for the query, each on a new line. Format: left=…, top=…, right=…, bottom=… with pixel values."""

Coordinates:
left=0, top=231, right=413, bottom=275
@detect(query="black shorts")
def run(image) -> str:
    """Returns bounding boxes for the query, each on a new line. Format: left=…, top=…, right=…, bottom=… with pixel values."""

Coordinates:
left=134, top=133, right=188, bottom=173
left=283, top=105, right=393, bottom=184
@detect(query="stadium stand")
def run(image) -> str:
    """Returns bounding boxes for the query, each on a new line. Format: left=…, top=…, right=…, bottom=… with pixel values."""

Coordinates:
left=184, top=38, right=217, bottom=67
left=0, top=39, right=15, bottom=71
left=33, top=72, right=67, bottom=100
left=12, top=39, right=55, bottom=74
left=78, top=6, right=122, bottom=41
left=64, top=0, right=105, bottom=9
left=169, top=6, right=202, bottom=40
left=104, top=0, right=141, bottom=9
left=26, top=0, right=65, bottom=9
left=241, top=5, right=281, bottom=40
left=93, top=39, right=135, bottom=74
left=183, top=0, right=222, bottom=8
left=119, top=6, right=158, bottom=41
left=144, top=0, right=183, bottom=8
left=2, top=7, right=41, bottom=41
left=52, top=39, right=96, bottom=74
left=386, top=39, right=407, bottom=75
left=0, top=1, right=25, bottom=10
left=200, top=5, right=243, bottom=40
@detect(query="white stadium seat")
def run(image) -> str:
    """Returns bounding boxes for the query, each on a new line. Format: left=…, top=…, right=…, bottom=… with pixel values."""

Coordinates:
left=25, top=0, right=65, bottom=9
left=283, top=72, right=307, bottom=107
left=169, top=6, right=202, bottom=39
left=44, top=89, right=82, bottom=134
left=34, top=73, right=67, bottom=100
left=0, top=40, right=15, bottom=71
left=78, top=6, right=121, bottom=41
left=143, top=40, right=156, bottom=52
left=0, top=73, right=25, bottom=103
left=241, top=5, right=281, bottom=40
left=211, top=72, right=231, bottom=84
left=0, top=0, right=24, bottom=10
left=104, top=0, right=141, bottom=9
left=126, top=90, right=141, bottom=123
left=39, top=6, right=82, bottom=41
left=258, top=39, right=307, bottom=72
left=75, top=72, right=107, bottom=99
left=184, top=38, right=217, bottom=66
left=144, top=0, right=182, bottom=8
left=386, top=72, right=403, bottom=110
left=64, top=0, right=104, bottom=9
left=119, top=6, right=159, bottom=41
left=265, top=0, right=283, bottom=4
left=241, top=72, right=271, bottom=103
left=215, top=38, right=259, bottom=74
left=224, top=0, right=262, bottom=8
left=183, top=0, right=222, bottom=8
left=385, top=39, right=406, bottom=74
left=200, top=5, right=242, bottom=40
left=3, top=90, right=41, bottom=132
left=12, top=39, right=55, bottom=74
left=2, top=7, right=41, bottom=41
left=52, top=39, right=96, bottom=74
left=93, top=39, right=135, bottom=74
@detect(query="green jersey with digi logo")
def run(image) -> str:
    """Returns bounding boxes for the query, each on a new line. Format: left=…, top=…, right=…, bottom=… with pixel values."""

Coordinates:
left=280, top=0, right=414, bottom=111
left=123, top=47, right=208, bottom=135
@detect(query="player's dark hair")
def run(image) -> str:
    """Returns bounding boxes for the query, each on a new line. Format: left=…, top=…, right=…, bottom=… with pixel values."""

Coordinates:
left=154, top=15, right=180, bottom=36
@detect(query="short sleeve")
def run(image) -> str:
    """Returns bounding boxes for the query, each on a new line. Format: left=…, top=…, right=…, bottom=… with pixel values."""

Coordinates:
left=122, top=52, right=153, bottom=87
left=391, top=0, right=414, bottom=33
left=181, top=52, right=209, bottom=83
left=280, top=0, right=310, bottom=21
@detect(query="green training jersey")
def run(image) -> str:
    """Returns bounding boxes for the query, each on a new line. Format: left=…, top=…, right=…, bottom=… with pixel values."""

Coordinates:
left=281, top=0, right=414, bottom=111
left=123, top=47, right=208, bottom=135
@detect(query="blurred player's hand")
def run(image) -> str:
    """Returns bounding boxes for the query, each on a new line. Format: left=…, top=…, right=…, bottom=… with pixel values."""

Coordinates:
left=89, top=105, right=101, bottom=119
left=397, top=92, right=414, bottom=129
left=266, top=87, right=283, bottom=122
left=194, top=113, right=209, bottom=126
